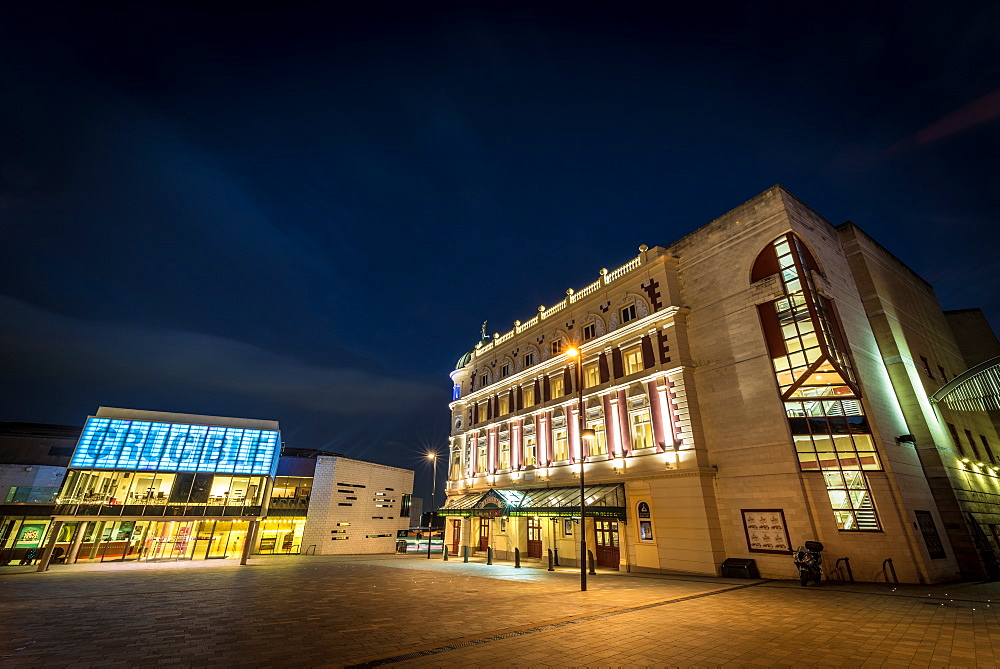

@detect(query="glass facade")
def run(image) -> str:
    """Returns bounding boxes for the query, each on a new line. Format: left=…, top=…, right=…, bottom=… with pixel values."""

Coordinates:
left=757, top=234, right=882, bottom=531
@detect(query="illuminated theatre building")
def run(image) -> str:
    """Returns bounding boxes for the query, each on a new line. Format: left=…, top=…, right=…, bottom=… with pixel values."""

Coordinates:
left=442, top=186, right=1000, bottom=583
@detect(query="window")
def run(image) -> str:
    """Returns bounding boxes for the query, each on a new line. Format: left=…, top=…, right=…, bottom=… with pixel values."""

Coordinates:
left=501, top=363, right=510, bottom=377
left=586, top=406, right=607, bottom=456
left=920, top=356, right=934, bottom=379
left=550, top=338, right=564, bottom=356
left=477, top=404, right=487, bottom=422
left=630, top=410, right=654, bottom=449
left=947, top=423, right=964, bottom=456
left=583, top=323, right=597, bottom=340
left=938, top=366, right=948, bottom=382
left=522, top=384, right=535, bottom=407
left=499, top=431, right=511, bottom=470
left=965, top=429, right=982, bottom=460
left=623, top=346, right=643, bottom=375
left=824, top=470, right=881, bottom=531
left=498, top=395, right=510, bottom=415
left=981, top=436, right=996, bottom=464
left=550, top=374, right=564, bottom=397
left=477, top=439, right=487, bottom=473
left=523, top=435, right=537, bottom=466
left=553, top=428, right=568, bottom=461
left=584, top=364, right=600, bottom=389
left=620, top=304, right=637, bottom=324
left=480, top=373, right=489, bottom=388
left=523, top=352, right=534, bottom=367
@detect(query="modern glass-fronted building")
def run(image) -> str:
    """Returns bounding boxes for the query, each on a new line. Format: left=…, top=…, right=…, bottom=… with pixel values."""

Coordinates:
left=47, top=407, right=281, bottom=564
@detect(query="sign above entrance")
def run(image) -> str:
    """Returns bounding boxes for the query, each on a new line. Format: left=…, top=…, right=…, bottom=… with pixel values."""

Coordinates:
left=70, top=417, right=281, bottom=476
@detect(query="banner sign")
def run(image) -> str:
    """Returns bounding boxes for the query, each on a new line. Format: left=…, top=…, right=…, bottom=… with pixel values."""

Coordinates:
left=69, top=417, right=280, bottom=476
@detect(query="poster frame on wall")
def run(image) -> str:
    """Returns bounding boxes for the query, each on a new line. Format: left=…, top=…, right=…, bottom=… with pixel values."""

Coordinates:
left=741, top=508, right=793, bottom=555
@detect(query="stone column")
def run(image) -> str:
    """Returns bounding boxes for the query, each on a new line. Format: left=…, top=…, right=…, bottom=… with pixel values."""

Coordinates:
left=240, top=520, right=259, bottom=565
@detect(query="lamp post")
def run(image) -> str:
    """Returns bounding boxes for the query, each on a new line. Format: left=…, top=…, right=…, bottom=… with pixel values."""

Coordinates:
left=566, top=346, right=594, bottom=591
left=426, top=451, right=438, bottom=559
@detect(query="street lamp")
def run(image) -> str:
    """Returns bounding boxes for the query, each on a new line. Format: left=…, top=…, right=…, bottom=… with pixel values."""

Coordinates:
left=565, top=346, right=595, bottom=591
left=426, top=451, right=438, bottom=559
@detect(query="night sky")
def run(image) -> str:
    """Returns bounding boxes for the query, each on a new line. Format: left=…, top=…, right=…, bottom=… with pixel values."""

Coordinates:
left=2, top=2, right=998, bottom=502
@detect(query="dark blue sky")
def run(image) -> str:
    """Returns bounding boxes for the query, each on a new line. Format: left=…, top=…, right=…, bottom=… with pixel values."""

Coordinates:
left=2, top=1, right=998, bottom=501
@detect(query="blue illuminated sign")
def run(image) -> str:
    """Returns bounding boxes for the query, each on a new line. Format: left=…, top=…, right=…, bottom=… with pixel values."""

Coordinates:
left=69, top=417, right=280, bottom=476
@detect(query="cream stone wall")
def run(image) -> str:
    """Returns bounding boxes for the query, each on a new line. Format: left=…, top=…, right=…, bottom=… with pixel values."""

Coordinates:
left=302, top=456, right=414, bottom=555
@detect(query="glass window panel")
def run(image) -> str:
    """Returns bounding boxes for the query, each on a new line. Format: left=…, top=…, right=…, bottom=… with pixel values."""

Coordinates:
left=97, top=420, right=131, bottom=469
left=833, top=435, right=855, bottom=452
left=807, top=417, right=829, bottom=434
left=179, top=425, right=208, bottom=471
left=137, top=423, right=171, bottom=469
left=828, top=417, right=849, bottom=434
left=793, top=436, right=814, bottom=451
left=812, top=435, right=834, bottom=452
left=159, top=424, right=192, bottom=471
left=785, top=278, right=802, bottom=293
left=851, top=434, right=876, bottom=452
left=788, top=418, right=810, bottom=435
left=116, top=421, right=150, bottom=469
left=251, top=431, right=280, bottom=475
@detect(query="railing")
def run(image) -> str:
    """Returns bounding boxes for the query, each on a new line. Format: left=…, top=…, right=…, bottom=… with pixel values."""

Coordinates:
left=472, top=251, right=646, bottom=362
left=5, top=487, right=60, bottom=504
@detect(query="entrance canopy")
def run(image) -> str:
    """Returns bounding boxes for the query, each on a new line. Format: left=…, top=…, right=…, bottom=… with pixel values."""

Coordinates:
left=441, top=484, right=626, bottom=521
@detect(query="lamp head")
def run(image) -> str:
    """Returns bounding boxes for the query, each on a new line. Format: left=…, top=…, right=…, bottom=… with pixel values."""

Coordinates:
left=565, top=346, right=580, bottom=358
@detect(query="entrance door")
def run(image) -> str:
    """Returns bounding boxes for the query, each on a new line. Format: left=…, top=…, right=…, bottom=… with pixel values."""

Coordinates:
left=451, top=520, right=461, bottom=555
left=527, top=518, right=542, bottom=557
left=594, top=520, right=620, bottom=569
left=478, top=518, right=489, bottom=551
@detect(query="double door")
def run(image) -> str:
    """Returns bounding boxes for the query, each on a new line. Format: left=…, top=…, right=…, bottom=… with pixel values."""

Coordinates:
left=594, top=520, right=620, bottom=569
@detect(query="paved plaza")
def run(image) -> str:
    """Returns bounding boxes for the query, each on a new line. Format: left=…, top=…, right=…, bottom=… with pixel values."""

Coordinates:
left=1, top=554, right=997, bottom=667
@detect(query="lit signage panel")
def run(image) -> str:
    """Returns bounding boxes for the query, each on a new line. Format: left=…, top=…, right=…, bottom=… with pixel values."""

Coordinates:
left=69, top=417, right=280, bottom=476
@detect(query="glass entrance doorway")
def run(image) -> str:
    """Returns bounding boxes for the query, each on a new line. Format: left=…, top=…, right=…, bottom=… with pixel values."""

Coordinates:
left=527, top=518, right=542, bottom=557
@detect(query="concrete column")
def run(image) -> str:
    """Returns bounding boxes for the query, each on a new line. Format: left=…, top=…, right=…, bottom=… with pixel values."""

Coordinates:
left=240, top=520, right=259, bottom=565
left=88, top=521, right=107, bottom=559
left=67, top=521, right=88, bottom=564
left=36, top=521, right=65, bottom=572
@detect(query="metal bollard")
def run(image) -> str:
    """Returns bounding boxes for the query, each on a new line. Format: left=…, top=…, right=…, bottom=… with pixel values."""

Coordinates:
left=487, top=547, right=493, bottom=565
left=463, top=545, right=469, bottom=563
left=443, top=545, right=449, bottom=561
left=547, top=549, right=555, bottom=571
left=553, top=548, right=560, bottom=566
left=588, top=550, right=596, bottom=575
left=882, top=557, right=898, bottom=585
left=514, top=547, right=521, bottom=568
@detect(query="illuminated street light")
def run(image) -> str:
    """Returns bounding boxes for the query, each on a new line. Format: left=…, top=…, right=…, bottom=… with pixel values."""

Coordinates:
left=427, top=451, right=438, bottom=559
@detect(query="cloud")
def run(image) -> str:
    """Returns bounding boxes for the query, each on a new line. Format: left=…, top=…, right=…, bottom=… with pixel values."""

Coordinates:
left=0, top=296, right=440, bottom=416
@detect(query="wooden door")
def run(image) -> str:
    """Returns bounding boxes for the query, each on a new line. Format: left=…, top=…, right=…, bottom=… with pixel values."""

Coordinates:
left=451, top=520, right=461, bottom=555
left=594, top=520, right=620, bottom=569
left=527, top=518, right=542, bottom=557
left=478, top=518, right=490, bottom=551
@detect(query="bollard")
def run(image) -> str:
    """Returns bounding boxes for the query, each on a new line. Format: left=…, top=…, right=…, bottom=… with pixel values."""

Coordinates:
left=547, top=549, right=555, bottom=571
left=443, top=545, right=449, bottom=561
left=487, top=547, right=493, bottom=565
left=882, top=557, right=898, bottom=585
left=463, top=545, right=469, bottom=563
left=514, top=547, right=521, bottom=568
left=588, top=550, right=596, bottom=575
left=553, top=548, right=560, bottom=566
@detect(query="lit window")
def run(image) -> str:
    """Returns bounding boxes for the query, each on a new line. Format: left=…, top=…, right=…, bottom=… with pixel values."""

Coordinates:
left=477, top=439, right=487, bottom=473
left=630, top=410, right=654, bottom=449
left=522, top=384, right=535, bottom=407
left=523, top=435, right=537, bottom=466
left=498, top=395, right=510, bottom=415
left=583, top=323, right=597, bottom=340
left=623, top=346, right=643, bottom=375
left=553, top=429, right=568, bottom=461
left=477, top=404, right=487, bottom=422
left=584, top=364, right=600, bottom=388
left=550, top=374, right=565, bottom=397
left=824, top=470, right=881, bottom=531
left=621, top=304, right=637, bottom=324
left=499, top=436, right=510, bottom=470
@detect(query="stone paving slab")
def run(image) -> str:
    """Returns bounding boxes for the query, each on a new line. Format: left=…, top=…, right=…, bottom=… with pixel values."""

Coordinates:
left=2, top=554, right=998, bottom=667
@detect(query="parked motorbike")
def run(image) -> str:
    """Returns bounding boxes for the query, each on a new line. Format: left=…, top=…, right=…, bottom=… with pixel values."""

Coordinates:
left=793, top=540, right=824, bottom=586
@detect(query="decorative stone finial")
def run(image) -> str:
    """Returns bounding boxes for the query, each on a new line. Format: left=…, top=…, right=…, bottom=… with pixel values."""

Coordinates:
left=600, top=268, right=608, bottom=274
left=566, top=288, right=574, bottom=295
left=538, top=305, right=545, bottom=312
left=639, top=244, right=648, bottom=252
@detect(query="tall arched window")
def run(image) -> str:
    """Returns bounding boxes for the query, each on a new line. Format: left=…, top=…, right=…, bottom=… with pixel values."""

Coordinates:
left=754, top=233, right=882, bottom=531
